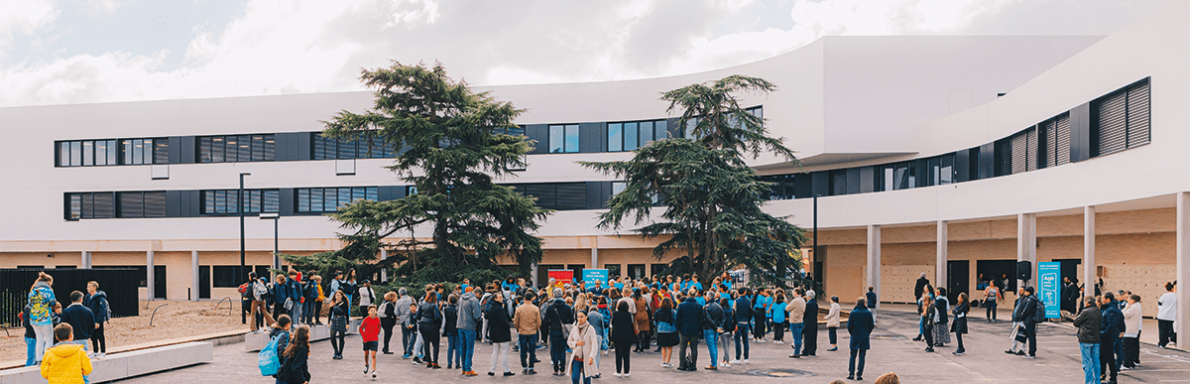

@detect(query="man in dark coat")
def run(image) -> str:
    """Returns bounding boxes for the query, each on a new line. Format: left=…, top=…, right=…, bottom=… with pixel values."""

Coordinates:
left=674, top=295, right=703, bottom=371
left=801, top=291, right=819, bottom=356
left=1016, top=287, right=1040, bottom=358
left=847, top=298, right=875, bottom=381
left=60, top=291, right=95, bottom=346
left=1100, top=293, right=1125, bottom=384
left=1073, top=296, right=1102, bottom=384
left=701, top=295, right=725, bottom=369
left=914, top=273, right=930, bottom=301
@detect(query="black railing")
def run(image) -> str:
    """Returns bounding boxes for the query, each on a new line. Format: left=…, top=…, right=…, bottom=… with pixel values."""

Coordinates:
left=0, top=268, right=141, bottom=327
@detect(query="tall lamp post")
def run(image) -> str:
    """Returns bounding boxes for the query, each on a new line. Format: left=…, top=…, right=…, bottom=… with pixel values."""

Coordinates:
left=260, top=213, right=280, bottom=270
left=239, top=172, right=251, bottom=324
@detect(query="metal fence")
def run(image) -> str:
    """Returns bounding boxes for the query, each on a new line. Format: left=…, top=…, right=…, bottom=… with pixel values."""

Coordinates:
left=0, top=268, right=141, bottom=327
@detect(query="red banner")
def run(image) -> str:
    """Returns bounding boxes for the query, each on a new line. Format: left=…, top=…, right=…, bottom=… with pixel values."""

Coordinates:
left=548, top=269, right=574, bottom=288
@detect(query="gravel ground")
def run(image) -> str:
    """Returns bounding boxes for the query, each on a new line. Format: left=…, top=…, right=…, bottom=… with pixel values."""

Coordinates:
left=1, top=300, right=247, bottom=364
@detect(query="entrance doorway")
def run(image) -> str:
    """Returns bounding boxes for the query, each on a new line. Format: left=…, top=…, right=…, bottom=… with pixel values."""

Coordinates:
left=947, top=260, right=969, bottom=304
left=154, top=265, right=167, bottom=299
left=198, top=266, right=211, bottom=300
left=976, top=260, right=1017, bottom=294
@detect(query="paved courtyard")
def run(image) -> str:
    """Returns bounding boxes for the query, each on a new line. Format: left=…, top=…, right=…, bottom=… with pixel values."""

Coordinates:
left=115, top=306, right=1189, bottom=383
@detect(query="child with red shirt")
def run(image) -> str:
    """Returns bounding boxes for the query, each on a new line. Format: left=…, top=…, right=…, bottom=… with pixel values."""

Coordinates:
left=359, top=305, right=381, bottom=379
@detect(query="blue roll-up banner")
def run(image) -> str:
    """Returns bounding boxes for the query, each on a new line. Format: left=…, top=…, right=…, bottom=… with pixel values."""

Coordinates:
left=1038, top=262, right=1061, bottom=319
left=582, top=269, right=609, bottom=285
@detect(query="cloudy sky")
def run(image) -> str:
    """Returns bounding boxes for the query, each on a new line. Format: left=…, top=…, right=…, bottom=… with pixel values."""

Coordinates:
left=0, top=0, right=1166, bottom=107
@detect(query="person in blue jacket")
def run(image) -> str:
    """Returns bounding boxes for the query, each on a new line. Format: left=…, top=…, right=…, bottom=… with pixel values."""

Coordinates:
left=847, top=297, right=875, bottom=381
left=1100, top=293, right=1125, bottom=384
left=733, top=288, right=753, bottom=363
left=272, top=274, right=290, bottom=321
left=674, top=293, right=703, bottom=371
left=771, top=294, right=787, bottom=344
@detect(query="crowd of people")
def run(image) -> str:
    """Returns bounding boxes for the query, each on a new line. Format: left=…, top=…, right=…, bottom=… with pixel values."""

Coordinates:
left=19, top=272, right=111, bottom=383
left=251, top=271, right=889, bottom=383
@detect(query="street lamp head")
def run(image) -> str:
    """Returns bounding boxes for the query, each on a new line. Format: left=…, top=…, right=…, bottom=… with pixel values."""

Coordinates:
left=259, top=212, right=280, bottom=220
left=240, top=172, right=251, bottom=177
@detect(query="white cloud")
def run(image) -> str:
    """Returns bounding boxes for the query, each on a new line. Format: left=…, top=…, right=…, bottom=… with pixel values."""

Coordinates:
left=0, top=0, right=1168, bottom=107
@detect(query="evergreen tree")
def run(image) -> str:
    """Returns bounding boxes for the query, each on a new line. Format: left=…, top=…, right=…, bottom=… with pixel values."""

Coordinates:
left=582, top=75, right=807, bottom=286
left=285, top=62, right=550, bottom=283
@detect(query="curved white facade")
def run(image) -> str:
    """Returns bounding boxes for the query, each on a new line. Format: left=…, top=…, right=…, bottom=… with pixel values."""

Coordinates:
left=2, top=0, right=1188, bottom=347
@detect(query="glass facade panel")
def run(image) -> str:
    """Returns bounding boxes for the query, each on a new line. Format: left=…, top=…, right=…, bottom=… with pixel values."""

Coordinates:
left=624, top=122, right=638, bottom=151
left=297, top=188, right=310, bottom=213
left=639, top=121, right=654, bottom=146
left=82, top=141, right=93, bottom=166
left=608, top=123, right=622, bottom=152
left=338, top=188, right=351, bottom=209
left=310, top=188, right=322, bottom=212
left=564, top=125, right=579, bottom=153
left=70, top=141, right=82, bottom=166
left=549, top=125, right=565, bottom=153
left=323, top=188, right=337, bottom=212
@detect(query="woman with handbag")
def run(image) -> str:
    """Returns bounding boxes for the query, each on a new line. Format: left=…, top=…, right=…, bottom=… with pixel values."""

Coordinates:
left=567, top=311, right=600, bottom=384
left=952, top=293, right=970, bottom=356
left=329, top=290, right=350, bottom=360
left=611, top=301, right=638, bottom=377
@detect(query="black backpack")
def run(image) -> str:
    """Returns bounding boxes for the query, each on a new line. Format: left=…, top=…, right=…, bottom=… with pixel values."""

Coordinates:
left=1032, top=296, right=1046, bottom=323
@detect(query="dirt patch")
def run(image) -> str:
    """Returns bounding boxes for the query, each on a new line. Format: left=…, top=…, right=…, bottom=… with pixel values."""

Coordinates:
left=1, top=300, right=248, bottom=364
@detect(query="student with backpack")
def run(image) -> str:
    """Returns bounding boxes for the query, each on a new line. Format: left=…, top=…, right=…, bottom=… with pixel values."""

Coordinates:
left=264, top=315, right=292, bottom=384
left=379, top=292, right=398, bottom=355
left=276, top=326, right=311, bottom=384
left=417, top=292, right=443, bottom=369
left=445, top=294, right=462, bottom=369
left=84, top=281, right=110, bottom=358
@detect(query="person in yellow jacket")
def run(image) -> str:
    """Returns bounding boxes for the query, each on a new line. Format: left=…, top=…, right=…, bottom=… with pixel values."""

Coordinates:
left=314, top=275, right=326, bottom=325
left=41, top=323, right=92, bottom=384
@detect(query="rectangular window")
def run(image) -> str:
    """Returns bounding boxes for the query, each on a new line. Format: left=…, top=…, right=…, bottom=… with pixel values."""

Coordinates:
left=310, top=188, right=323, bottom=212
left=608, top=123, right=623, bottom=152
left=564, top=125, right=579, bottom=153
left=940, top=155, right=954, bottom=185
left=67, top=194, right=82, bottom=220
left=323, top=188, right=337, bottom=212
left=624, top=122, right=638, bottom=151
left=144, top=191, right=166, bottom=217
left=297, top=188, right=310, bottom=213
left=1093, top=79, right=1150, bottom=157
left=296, top=187, right=379, bottom=213
left=82, top=141, right=94, bottom=166
left=154, top=139, right=169, bottom=164
left=70, top=141, right=82, bottom=166
left=118, top=192, right=144, bottom=218
left=548, top=124, right=579, bottom=153
left=654, top=120, right=667, bottom=141
left=639, top=121, right=654, bottom=146
left=59, top=142, right=71, bottom=167
left=263, top=190, right=279, bottom=213
left=198, top=134, right=275, bottom=163
left=212, top=266, right=239, bottom=288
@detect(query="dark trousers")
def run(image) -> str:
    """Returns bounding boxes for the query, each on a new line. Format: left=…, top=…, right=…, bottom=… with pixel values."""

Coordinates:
left=802, top=326, right=817, bottom=355
left=381, top=321, right=395, bottom=352
left=331, top=330, right=346, bottom=355
left=636, top=329, right=650, bottom=351
left=828, top=327, right=837, bottom=345
left=985, top=301, right=997, bottom=320
left=773, top=321, right=785, bottom=341
left=1123, top=337, right=1140, bottom=367
left=924, top=325, right=934, bottom=348
left=402, top=325, right=416, bottom=355
left=421, top=328, right=440, bottom=364
left=753, top=312, right=766, bottom=339
left=1159, top=319, right=1177, bottom=347
left=1101, top=338, right=1118, bottom=381
left=848, top=349, right=867, bottom=376
left=519, top=334, right=538, bottom=368
left=550, top=333, right=567, bottom=372
left=678, top=334, right=698, bottom=369
left=955, top=332, right=965, bottom=352
left=615, top=342, right=631, bottom=373
left=90, top=323, right=106, bottom=353
left=313, top=301, right=323, bottom=323
left=1023, top=322, right=1037, bottom=356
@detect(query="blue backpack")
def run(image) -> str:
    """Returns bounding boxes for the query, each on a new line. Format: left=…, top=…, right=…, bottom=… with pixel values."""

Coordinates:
left=258, top=335, right=282, bottom=376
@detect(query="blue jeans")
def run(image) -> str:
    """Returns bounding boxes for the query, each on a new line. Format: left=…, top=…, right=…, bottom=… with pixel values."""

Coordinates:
left=789, top=322, right=805, bottom=355
left=459, top=328, right=477, bottom=372
left=550, top=333, right=567, bottom=370
left=519, top=334, right=538, bottom=368
left=402, top=325, right=416, bottom=356
left=1113, top=336, right=1124, bottom=372
left=25, top=337, right=36, bottom=366
left=601, top=328, right=609, bottom=351
left=1079, top=342, right=1100, bottom=384
left=571, top=358, right=591, bottom=384
left=302, top=300, right=314, bottom=324
left=447, top=332, right=461, bottom=367
left=735, top=323, right=750, bottom=359
left=703, top=330, right=718, bottom=367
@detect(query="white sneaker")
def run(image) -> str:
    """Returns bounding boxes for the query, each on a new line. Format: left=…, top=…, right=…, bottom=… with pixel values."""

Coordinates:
left=774, top=341, right=784, bottom=345
left=372, top=370, right=378, bottom=379
left=660, top=363, right=667, bottom=367
left=722, top=362, right=731, bottom=368
left=756, top=339, right=765, bottom=343
left=743, top=359, right=749, bottom=364
left=98, top=353, right=106, bottom=359
left=624, top=373, right=630, bottom=377
left=603, top=350, right=609, bottom=356
left=613, top=373, right=621, bottom=377
left=731, top=359, right=740, bottom=364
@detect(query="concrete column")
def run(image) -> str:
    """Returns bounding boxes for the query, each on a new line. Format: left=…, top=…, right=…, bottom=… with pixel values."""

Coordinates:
left=146, top=250, right=155, bottom=301
left=1083, top=206, right=1096, bottom=298
left=380, top=249, right=388, bottom=283
left=867, top=224, right=881, bottom=309
left=191, top=251, right=200, bottom=302
left=936, top=220, right=948, bottom=290
left=591, top=248, right=599, bottom=268
left=81, top=251, right=92, bottom=269
left=1017, top=213, right=1037, bottom=291
left=531, top=261, right=539, bottom=289
left=1176, top=192, right=1190, bottom=350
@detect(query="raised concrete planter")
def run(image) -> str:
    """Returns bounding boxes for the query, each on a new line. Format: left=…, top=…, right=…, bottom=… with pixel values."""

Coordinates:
left=245, top=325, right=331, bottom=352
left=0, top=342, right=213, bottom=384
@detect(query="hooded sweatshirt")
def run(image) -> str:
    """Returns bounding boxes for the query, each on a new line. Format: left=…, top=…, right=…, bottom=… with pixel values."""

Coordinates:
left=28, top=281, right=56, bottom=326
left=84, top=291, right=110, bottom=323
left=457, top=291, right=482, bottom=331
left=40, top=343, right=92, bottom=384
